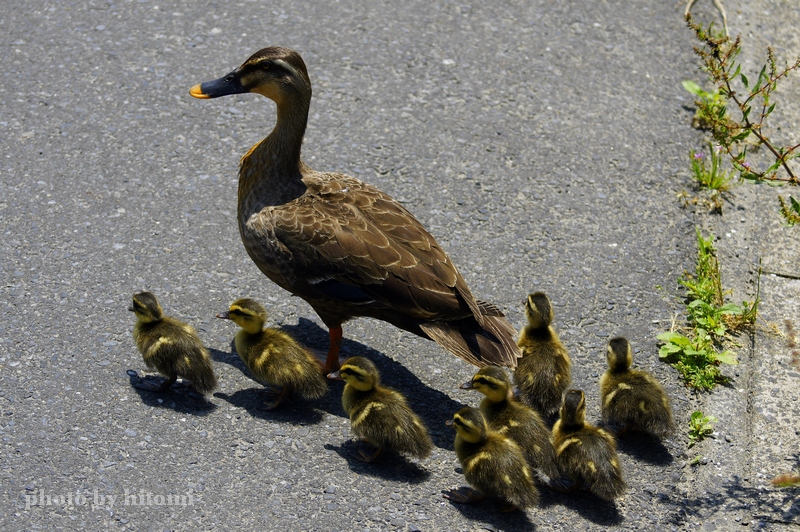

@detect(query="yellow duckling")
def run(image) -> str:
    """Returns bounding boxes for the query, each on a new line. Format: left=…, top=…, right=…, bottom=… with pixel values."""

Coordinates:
left=461, top=366, right=559, bottom=481
left=552, top=389, right=626, bottom=500
left=514, top=292, right=572, bottom=418
left=328, top=356, right=433, bottom=462
left=216, top=298, right=327, bottom=409
left=444, top=406, right=539, bottom=511
left=129, top=291, right=217, bottom=394
left=600, top=337, right=675, bottom=438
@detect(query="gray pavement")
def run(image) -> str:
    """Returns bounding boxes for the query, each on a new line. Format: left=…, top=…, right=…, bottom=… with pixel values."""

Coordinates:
left=1, top=0, right=797, bottom=530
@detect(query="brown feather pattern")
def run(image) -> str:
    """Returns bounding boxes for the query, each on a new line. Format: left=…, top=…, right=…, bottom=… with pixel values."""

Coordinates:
left=202, top=46, right=521, bottom=368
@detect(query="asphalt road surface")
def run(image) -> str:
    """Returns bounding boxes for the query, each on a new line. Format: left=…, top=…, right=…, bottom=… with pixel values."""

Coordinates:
left=2, top=1, right=798, bottom=530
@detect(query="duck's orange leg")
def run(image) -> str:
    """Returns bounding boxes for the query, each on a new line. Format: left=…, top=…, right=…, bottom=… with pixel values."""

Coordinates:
left=323, top=326, right=343, bottom=374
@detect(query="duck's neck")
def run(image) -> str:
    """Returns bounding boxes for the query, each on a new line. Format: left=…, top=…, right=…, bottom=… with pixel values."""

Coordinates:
left=239, top=94, right=311, bottom=213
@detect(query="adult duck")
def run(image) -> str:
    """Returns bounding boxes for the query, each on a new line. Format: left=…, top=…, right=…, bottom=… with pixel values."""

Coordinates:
left=190, top=47, right=520, bottom=373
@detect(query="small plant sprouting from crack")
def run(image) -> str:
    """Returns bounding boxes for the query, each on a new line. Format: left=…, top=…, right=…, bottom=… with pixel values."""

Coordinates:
left=683, top=15, right=800, bottom=224
left=658, top=229, right=758, bottom=390
left=688, top=410, right=717, bottom=448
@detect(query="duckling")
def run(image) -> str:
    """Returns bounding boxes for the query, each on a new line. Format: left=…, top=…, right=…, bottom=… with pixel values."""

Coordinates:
left=599, top=337, right=675, bottom=438
left=461, top=366, right=559, bottom=481
left=129, top=291, right=217, bottom=394
left=328, top=356, right=433, bottom=462
left=443, top=406, right=539, bottom=511
left=514, top=292, right=572, bottom=418
left=552, top=389, right=626, bottom=500
left=216, top=298, right=327, bottom=409
left=191, top=47, right=521, bottom=374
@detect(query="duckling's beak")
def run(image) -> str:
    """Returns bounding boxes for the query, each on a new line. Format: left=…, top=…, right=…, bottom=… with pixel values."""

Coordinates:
left=459, top=380, right=475, bottom=390
left=327, top=370, right=342, bottom=381
left=215, top=311, right=231, bottom=320
left=190, top=70, right=246, bottom=99
left=127, top=305, right=134, bottom=312
left=445, top=419, right=454, bottom=427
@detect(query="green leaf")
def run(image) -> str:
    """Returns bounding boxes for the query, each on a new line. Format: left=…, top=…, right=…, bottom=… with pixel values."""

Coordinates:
left=740, top=73, right=749, bottom=88
left=682, top=80, right=704, bottom=96
left=715, top=349, right=739, bottom=365
left=790, top=196, right=800, bottom=214
left=767, top=103, right=776, bottom=115
left=718, top=303, right=744, bottom=314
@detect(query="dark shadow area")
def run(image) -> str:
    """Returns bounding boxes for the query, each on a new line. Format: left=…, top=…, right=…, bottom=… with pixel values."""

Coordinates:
left=208, top=345, right=247, bottom=373
left=323, top=441, right=431, bottom=484
left=126, top=370, right=217, bottom=416
left=538, top=484, right=624, bottom=526
left=614, top=431, right=674, bottom=466
left=664, top=470, right=800, bottom=527
left=441, top=489, right=538, bottom=531
left=272, top=318, right=467, bottom=450
left=213, top=387, right=326, bottom=426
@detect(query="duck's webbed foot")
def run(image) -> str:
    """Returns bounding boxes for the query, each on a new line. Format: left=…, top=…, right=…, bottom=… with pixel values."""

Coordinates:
left=257, top=384, right=290, bottom=410
left=321, top=326, right=343, bottom=374
left=442, top=486, right=486, bottom=504
left=128, top=370, right=177, bottom=392
left=355, top=443, right=382, bottom=463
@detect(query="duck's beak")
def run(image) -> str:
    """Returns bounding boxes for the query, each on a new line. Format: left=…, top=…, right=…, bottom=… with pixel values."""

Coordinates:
left=445, top=419, right=454, bottom=427
left=190, top=70, right=246, bottom=99
left=459, top=380, right=475, bottom=390
left=215, top=311, right=231, bottom=320
left=327, top=370, right=342, bottom=380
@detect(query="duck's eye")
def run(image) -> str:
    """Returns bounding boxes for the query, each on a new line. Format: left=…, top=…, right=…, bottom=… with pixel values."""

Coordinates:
left=224, top=74, right=235, bottom=82
left=261, top=61, right=273, bottom=70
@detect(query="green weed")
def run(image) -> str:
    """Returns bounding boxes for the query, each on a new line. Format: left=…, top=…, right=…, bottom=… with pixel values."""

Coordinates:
left=688, top=411, right=717, bottom=448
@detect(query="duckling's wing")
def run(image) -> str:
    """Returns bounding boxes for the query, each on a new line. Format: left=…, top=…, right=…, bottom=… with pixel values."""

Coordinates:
left=269, top=174, right=520, bottom=367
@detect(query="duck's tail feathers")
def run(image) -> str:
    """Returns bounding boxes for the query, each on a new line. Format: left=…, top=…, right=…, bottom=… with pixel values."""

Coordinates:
left=420, top=314, right=522, bottom=369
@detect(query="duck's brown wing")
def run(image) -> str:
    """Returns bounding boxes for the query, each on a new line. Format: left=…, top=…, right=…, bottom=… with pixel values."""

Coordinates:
left=265, top=173, right=520, bottom=367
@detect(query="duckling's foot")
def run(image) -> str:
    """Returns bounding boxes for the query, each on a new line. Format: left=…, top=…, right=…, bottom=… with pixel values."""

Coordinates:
left=605, top=422, right=631, bottom=438
left=128, top=370, right=177, bottom=392
left=442, top=486, right=486, bottom=505
left=257, top=385, right=289, bottom=410
left=355, top=444, right=383, bottom=463
left=547, top=477, right=576, bottom=493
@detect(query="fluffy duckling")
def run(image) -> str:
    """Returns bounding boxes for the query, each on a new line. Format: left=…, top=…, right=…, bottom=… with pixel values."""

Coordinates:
left=514, top=292, right=572, bottom=418
left=461, top=366, right=559, bottom=481
left=600, top=337, right=675, bottom=438
left=444, top=406, right=539, bottom=511
left=552, top=389, right=626, bottom=500
left=129, top=291, right=217, bottom=394
left=328, top=356, right=433, bottom=462
left=216, top=298, right=327, bottom=409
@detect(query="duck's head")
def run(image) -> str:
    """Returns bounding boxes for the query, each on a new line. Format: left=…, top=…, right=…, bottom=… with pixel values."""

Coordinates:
left=460, top=366, right=512, bottom=403
left=524, top=292, right=554, bottom=329
left=559, top=389, right=586, bottom=428
left=129, top=292, right=164, bottom=323
left=216, top=298, right=267, bottom=334
left=606, top=337, right=633, bottom=373
left=327, top=356, right=378, bottom=391
left=190, top=47, right=311, bottom=105
left=446, top=406, right=488, bottom=444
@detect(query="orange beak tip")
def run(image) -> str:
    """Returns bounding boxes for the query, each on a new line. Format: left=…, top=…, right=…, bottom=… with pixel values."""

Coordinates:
left=190, top=84, right=209, bottom=99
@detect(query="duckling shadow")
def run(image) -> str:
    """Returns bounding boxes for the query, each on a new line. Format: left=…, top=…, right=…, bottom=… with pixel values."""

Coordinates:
left=213, top=388, right=326, bottom=425
left=443, top=496, right=538, bottom=531
left=538, top=486, right=623, bottom=526
left=282, top=318, right=468, bottom=451
left=323, top=441, right=431, bottom=484
left=615, top=431, right=674, bottom=466
left=126, top=370, right=216, bottom=416
left=208, top=345, right=247, bottom=372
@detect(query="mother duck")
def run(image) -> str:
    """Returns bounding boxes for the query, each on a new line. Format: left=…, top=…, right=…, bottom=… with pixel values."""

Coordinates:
left=190, top=47, right=520, bottom=373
